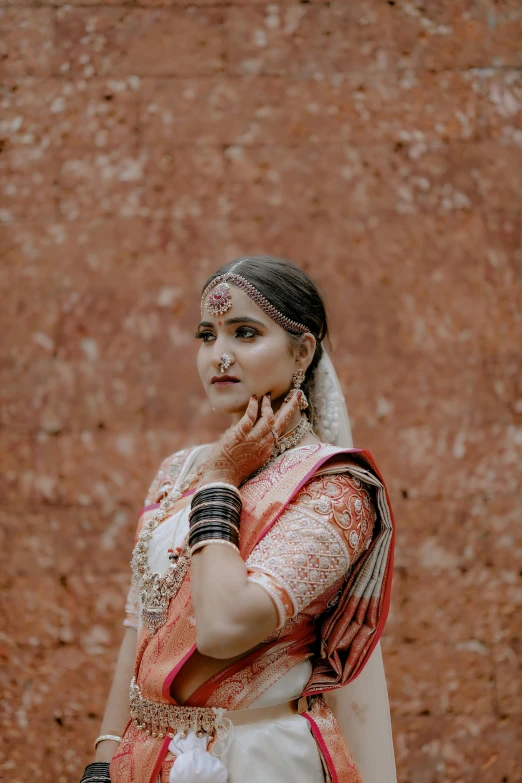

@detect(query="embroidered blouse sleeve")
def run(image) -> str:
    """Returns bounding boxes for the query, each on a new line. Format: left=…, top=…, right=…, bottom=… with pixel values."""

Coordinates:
left=144, top=447, right=192, bottom=505
left=246, top=472, right=376, bottom=628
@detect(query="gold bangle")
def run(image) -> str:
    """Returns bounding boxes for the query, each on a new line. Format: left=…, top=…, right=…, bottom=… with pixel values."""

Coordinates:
left=190, top=539, right=240, bottom=556
left=94, top=734, right=122, bottom=750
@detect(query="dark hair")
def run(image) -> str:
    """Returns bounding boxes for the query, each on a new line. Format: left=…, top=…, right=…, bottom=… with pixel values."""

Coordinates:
left=202, top=255, right=328, bottom=417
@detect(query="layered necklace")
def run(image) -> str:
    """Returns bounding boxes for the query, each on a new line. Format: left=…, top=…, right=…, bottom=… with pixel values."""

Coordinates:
left=132, top=416, right=312, bottom=635
left=248, top=416, right=311, bottom=479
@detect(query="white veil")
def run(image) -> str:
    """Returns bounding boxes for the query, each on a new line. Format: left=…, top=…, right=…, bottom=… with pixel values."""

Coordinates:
left=310, top=350, right=397, bottom=782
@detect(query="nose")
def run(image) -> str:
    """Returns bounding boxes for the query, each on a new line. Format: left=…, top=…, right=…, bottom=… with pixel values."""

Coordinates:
left=208, top=336, right=235, bottom=372
left=218, top=353, right=233, bottom=373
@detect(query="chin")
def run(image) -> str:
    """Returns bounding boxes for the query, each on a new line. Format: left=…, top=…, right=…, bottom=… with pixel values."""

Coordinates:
left=210, top=395, right=251, bottom=415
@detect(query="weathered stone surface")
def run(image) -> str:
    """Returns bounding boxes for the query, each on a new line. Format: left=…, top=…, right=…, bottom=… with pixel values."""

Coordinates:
left=1, top=2, right=521, bottom=782
left=139, top=71, right=481, bottom=147
left=54, top=7, right=225, bottom=77
left=389, top=0, right=491, bottom=70
left=0, top=8, right=54, bottom=77
left=226, top=3, right=395, bottom=76
left=219, top=142, right=522, bottom=219
left=486, top=0, right=522, bottom=68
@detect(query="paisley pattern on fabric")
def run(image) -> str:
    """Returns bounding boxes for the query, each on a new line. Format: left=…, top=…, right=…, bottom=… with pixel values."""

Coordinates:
left=245, top=473, right=375, bottom=624
left=304, top=697, right=363, bottom=783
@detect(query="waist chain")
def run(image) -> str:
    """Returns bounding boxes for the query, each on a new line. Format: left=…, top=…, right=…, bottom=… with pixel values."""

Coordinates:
left=129, top=677, right=303, bottom=740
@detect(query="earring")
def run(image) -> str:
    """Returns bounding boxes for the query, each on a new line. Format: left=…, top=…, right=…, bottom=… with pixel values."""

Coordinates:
left=291, top=369, right=308, bottom=410
left=219, top=353, right=232, bottom=374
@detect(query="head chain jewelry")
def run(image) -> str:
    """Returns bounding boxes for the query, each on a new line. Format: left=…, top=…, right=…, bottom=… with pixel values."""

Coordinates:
left=201, top=260, right=310, bottom=336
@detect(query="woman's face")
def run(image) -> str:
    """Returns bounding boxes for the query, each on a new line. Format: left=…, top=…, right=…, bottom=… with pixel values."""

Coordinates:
left=196, top=287, right=307, bottom=416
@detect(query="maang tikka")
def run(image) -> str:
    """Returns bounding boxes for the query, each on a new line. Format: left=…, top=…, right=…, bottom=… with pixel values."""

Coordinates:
left=202, top=261, right=309, bottom=336
left=291, top=369, right=309, bottom=411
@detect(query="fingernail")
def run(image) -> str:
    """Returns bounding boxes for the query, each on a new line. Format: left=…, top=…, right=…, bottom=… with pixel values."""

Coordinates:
left=252, top=394, right=258, bottom=401
left=297, top=391, right=303, bottom=400
left=266, top=392, right=271, bottom=400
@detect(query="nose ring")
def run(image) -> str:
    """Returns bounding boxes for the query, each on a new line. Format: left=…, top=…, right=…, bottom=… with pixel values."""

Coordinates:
left=219, top=353, right=232, bottom=374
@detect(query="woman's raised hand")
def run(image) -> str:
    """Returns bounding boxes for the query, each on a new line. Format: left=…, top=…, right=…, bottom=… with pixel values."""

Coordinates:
left=203, top=390, right=303, bottom=487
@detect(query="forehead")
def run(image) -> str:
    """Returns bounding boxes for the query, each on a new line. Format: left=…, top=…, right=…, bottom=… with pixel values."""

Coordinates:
left=203, top=285, right=273, bottom=326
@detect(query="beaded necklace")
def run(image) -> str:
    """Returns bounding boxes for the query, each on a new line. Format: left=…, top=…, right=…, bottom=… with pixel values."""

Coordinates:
left=132, top=418, right=312, bottom=635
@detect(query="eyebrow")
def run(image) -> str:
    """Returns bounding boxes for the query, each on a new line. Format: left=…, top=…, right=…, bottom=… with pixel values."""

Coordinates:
left=197, top=316, right=267, bottom=329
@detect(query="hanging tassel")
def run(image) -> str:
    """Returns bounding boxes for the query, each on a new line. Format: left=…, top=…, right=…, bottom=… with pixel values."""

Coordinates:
left=168, top=719, right=231, bottom=783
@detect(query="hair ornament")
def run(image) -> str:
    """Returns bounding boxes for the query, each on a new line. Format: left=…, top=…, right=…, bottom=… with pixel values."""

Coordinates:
left=201, top=261, right=309, bottom=336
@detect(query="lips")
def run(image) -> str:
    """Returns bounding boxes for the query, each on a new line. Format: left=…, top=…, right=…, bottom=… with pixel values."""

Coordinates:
left=211, top=375, right=239, bottom=384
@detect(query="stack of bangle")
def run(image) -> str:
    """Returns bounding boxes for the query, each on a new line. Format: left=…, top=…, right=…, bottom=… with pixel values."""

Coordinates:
left=188, top=482, right=242, bottom=556
left=80, top=762, right=111, bottom=783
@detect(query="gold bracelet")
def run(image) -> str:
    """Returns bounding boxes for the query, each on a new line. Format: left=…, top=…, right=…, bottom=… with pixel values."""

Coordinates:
left=94, top=734, right=122, bottom=750
left=190, top=539, right=240, bottom=556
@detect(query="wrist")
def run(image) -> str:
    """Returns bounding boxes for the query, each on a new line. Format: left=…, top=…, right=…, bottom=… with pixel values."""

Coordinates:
left=94, top=739, right=120, bottom=763
left=203, top=470, right=239, bottom=488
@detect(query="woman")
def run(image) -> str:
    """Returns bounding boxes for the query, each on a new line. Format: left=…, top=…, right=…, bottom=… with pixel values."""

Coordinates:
left=82, top=257, right=396, bottom=783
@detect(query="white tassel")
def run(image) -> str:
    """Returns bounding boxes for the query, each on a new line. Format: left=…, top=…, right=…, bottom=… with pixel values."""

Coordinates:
left=168, top=728, right=229, bottom=783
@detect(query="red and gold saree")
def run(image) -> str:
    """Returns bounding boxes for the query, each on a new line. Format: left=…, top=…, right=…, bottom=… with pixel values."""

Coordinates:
left=111, top=442, right=395, bottom=783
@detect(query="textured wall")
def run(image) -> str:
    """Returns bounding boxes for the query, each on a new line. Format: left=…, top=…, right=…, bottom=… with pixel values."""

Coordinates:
left=1, top=1, right=521, bottom=781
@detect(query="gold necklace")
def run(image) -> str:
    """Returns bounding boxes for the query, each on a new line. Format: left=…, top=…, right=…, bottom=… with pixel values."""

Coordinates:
left=131, top=464, right=204, bottom=635
left=249, top=417, right=311, bottom=479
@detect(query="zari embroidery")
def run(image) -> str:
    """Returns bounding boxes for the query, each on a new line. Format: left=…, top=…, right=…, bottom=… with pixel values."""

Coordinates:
left=295, top=472, right=377, bottom=559
left=144, top=447, right=191, bottom=504
left=246, top=509, right=349, bottom=617
left=245, top=472, right=376, bottom=618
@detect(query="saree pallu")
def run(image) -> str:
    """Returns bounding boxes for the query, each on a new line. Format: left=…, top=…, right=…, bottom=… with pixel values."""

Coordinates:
left=111, top=444, right=395, bottom=783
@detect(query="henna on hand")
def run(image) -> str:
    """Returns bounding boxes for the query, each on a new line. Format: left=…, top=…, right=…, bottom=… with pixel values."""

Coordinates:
left=203, top=391, right=302, bottom=486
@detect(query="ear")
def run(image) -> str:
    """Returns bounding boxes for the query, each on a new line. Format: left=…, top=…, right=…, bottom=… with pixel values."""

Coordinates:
left=296, top=333, right=316, bottom=372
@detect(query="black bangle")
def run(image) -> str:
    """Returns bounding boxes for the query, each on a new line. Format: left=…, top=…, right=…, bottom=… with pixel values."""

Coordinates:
left=189, top=532, right=240, bottom=549
left=190, top=498, right=242, bottom=515
left=80, top=762, right=111, bottom=783
left=189, top=502, right=241, bottom=519
left=189, top=527, right=239, bottom=545
left=189, top=523, right=239, bottom=538
left=189, top=510, right=241, bottom=528
left=189, top=519, right=239, bottom=538
left=192, top=488, right=242, bottom=508
left=188, top=520, right=240, bottom=534
left=189, top=520, right=239, bottom=536
left=190, top=501, right=241, bottom=516
left=191, top=491, right=242, bottom=505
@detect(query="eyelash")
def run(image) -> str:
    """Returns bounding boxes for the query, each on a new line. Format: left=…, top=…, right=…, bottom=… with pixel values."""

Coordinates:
left=194, top=327, right=259, bottom=342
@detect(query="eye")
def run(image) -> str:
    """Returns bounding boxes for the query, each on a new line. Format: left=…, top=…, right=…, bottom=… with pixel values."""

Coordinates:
left=236, top=327, right=258, bottom=339
left=194, top=330, right=215, bottom=342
